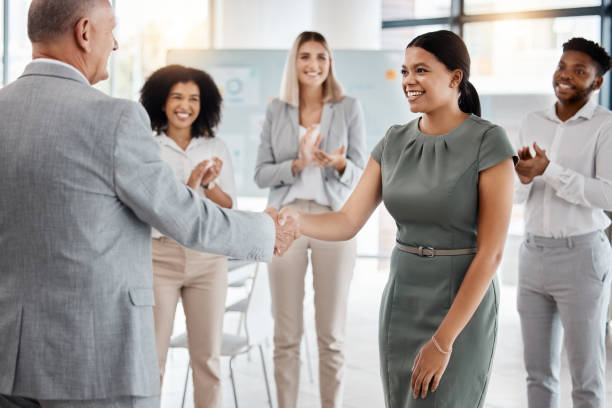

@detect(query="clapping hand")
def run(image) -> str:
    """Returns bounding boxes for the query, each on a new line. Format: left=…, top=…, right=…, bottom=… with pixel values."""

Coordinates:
left=200, top=157, right=223, bottom=187
left=299, top=125, right=323, bottom=165
left=187, top=160, right=211, bottom=189
left=264, top=207, right=301, bottom=256
left=313, top=145, right=347, bottom=172
left=515, top=142, right=549, bottom=184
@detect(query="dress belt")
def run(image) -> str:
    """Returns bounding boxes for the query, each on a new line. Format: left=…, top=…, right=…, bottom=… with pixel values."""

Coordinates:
left=395, top=242, right=477, bottom=258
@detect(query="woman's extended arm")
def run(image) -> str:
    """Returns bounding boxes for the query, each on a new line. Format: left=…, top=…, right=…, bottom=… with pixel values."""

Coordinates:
left=410, top=157, right=515, bottom=399
left=279, top=157, right=383, bottom=241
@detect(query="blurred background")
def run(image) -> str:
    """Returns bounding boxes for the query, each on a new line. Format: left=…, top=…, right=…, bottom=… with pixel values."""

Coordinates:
left=2, top=1, right=610, bottom=406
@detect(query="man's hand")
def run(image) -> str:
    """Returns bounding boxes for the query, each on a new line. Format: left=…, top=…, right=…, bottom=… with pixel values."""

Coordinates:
left=313, top=145, right=347, bottom=174
left=264, top=207, right=301, bottom=256
left=515, top=142, right=550, bottom=184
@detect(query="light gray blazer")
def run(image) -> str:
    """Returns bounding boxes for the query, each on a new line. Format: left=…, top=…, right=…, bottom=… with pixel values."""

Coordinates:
left=254, top=97, right=367, bottom=211
left=0, top=61, right=275, bottom=400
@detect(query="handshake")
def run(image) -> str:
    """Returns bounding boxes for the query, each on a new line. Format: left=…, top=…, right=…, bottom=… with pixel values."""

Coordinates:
left=264, top=207, right=301, bottom=256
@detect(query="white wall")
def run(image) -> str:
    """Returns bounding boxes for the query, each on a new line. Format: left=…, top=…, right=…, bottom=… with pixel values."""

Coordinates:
left=215, top=0, right=381, bottom=49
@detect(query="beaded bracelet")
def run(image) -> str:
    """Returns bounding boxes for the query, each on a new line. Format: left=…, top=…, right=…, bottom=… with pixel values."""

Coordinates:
left=432, top=334, right=451, bottom=355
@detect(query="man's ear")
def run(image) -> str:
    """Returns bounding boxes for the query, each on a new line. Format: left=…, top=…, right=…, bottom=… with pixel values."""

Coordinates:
left=74, top=17, right=91, bottom=53
left=592, top=75, right=603, bottom=92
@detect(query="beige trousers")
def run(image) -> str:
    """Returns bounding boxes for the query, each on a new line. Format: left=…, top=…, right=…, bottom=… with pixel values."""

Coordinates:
left=268, top=200, right=357, bottom=408
left=152, top=237, right=227, bottom=408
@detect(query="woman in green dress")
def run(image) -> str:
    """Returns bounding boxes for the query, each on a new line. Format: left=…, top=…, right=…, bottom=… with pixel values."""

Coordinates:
left=277, top=30, right=517, bottom=407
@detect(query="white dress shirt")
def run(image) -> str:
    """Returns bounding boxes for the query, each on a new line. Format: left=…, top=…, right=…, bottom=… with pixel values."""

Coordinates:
left=515, top=97, right=612, bottom=238
left=282, top=124, right=330, bottom=207
left=152, top=132, right=237, bottom=238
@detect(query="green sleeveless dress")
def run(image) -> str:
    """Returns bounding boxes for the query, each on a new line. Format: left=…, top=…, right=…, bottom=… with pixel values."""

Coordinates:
left=371, top=115, right=517, bottom=408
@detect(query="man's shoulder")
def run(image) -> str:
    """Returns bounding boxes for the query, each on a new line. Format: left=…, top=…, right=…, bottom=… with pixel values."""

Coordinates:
left=593, top=104, right=612, bottom=121
left=76, top=90, right=148, bottom=127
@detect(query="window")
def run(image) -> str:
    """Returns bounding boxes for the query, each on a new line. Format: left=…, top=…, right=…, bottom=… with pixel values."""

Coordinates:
left=1, top=0, right=4, bottom=86
left=464, top=15, right=601, bottom=94
left=7, top=0, right=31, bottom=83
left=465, top=0, right=601, bottom=15
left=382, top=1, right=610, bottom=105
left=381, top=24, right=449, bottom=50
left=111, top=0, right=209, bottom=100
left=383, top=0, right=452, bottom=20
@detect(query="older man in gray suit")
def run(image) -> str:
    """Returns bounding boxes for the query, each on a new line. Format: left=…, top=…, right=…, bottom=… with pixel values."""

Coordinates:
left=0, top=1, right=297, bottom=407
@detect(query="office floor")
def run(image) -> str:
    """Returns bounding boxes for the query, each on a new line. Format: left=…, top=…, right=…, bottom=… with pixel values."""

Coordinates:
left=160, top=258, right=612, bottom=408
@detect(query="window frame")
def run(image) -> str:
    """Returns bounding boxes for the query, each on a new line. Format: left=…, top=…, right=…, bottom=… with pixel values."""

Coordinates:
left=2, top=0, right=8, bottom=86
left=382, top=0, right=612, bottom=107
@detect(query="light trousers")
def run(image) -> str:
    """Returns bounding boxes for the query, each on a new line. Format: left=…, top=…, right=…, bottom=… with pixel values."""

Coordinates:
left=152, top=237, right=227, bottom=408
left=518, top=230, right=612, bottom=408
left=268, top=199, right=356, bottom=408
left=0, top=395, right=158, bottom=408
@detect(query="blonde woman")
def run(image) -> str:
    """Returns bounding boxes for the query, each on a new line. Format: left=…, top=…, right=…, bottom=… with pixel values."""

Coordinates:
left=254, top=31, right=367, bottom=408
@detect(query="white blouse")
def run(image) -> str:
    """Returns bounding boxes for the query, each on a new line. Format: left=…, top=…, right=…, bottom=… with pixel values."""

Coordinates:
left=152, top=132, right=237, bottom=239
left=282, top=124, right=330, bottom=207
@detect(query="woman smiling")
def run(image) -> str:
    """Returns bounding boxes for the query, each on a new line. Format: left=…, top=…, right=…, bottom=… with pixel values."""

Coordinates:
left=140, top=64, right=235, bottom=408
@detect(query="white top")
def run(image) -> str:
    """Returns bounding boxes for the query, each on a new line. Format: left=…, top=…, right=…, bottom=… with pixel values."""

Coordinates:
left=31, top=58, right=89, bottom=83
left=282, top=124, right=330, bottom=207
left=514, top=98, right=612, bottom=238
left=152, top=132, right=237, bottom=238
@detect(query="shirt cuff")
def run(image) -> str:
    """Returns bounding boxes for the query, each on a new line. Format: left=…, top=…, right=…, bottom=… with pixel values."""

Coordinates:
left=541, top=161, right=563, bottom=186
left=261, top=213, right=277, bottom=262
left=336, top=162, right=351, bottom=185
left=279, top=159, right=297, bottom=186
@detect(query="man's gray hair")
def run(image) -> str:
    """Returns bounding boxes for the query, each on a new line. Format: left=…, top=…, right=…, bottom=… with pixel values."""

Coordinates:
left=28, top=0, right=102, bottom=43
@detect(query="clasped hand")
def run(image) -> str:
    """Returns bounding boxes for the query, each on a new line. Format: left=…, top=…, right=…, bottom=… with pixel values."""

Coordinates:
left=187, top=157, right=223, bottom=189
left=515, top=142, right=549, bottom=184
left=264, top=207, right=301, bottom=256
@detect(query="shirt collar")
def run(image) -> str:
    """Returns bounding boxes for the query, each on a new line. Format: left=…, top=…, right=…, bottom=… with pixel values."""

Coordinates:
left=546, top=97, right=598, bottom=123
left=30, top=58, right=89, bottom=84
left=157, top=132, right=208, bottom=152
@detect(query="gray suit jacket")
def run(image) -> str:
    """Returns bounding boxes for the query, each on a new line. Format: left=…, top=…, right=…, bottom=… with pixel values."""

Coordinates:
left=0, top=61, right=275, bottom=399
left=254, top=97, right=367, bottom=211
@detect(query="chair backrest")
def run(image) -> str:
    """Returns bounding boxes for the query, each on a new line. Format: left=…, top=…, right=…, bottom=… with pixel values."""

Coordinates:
left=244, top=263, right=273, bottom=346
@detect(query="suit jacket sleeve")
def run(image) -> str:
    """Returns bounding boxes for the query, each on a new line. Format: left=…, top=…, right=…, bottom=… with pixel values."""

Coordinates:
left=112, top=101, right=275, bottom=261
left=254, top=100, right=298, bottom=188
left=335, top=98, right=367, bottom=187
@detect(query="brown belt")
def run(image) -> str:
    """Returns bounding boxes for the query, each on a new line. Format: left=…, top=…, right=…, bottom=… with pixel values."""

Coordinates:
left=395, top=242, right=477, bottom=258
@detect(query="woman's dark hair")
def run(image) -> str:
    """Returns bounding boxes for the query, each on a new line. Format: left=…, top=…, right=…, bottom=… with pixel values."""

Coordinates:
left=562, top=37, right=611, bottom=77
left=407, top=30, right=481, bottom=117
left=140, top=64, right=222, bottom=138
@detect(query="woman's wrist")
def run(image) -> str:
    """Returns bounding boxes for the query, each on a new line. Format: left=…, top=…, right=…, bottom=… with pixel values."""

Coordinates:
left=433, top=330, right=455, bottom=353
left=431, top=334, right=452, bottom=355
left=333, top=157, right=347, bottom=173
left=202, top=180, right=216, bottom=190
left=292, top=158, right=306, bottom=175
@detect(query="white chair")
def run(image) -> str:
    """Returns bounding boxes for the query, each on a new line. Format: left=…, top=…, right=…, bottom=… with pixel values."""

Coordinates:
left=226, top=262, right=257, bottom=336
left=169, top=263, right=274, bottom=408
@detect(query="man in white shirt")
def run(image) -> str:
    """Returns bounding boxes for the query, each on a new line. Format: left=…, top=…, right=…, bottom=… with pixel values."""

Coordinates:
left=514, top=37, right=612, bottom=408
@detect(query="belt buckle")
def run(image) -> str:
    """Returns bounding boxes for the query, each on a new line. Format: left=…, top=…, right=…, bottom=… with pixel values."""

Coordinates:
left=417, top=246, right=435, bottom=258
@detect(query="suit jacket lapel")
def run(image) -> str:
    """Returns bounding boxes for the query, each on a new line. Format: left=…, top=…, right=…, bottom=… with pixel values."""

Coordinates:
left=320, top=103, right=334, bottom=152
left=287, top=103, right=300, bottom=156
